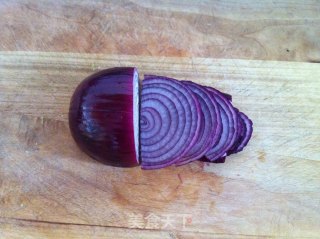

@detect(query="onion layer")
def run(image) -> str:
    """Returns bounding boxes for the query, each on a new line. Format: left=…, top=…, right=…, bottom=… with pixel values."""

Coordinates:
left=140, top=76, right=201, bottom=169
left=234, top=112, right=253, bottom=153
left=204, top=87, right=238, bottom=162
left=175, top=81, right=222, bottom=165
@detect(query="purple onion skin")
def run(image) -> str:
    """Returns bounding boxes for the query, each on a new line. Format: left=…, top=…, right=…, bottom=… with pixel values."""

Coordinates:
left=199, top=156, right=225, bottom=164
left=69, top=67, right=139, bottom=167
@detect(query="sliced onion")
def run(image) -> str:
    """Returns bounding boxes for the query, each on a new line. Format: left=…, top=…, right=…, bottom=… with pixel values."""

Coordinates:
left=175, top=81, right=222, bottom=165
left=234, top=112, right=253, bottom=153
left=69, top=67, right=254, bottom=169
left=226, top=108, right=243, bottom=155
left=140, top=76, right=201, bottom=169
left=204, top=87, right=238, bottom=161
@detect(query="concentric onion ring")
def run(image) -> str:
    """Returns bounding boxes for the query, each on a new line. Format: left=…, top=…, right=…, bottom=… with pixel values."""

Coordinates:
left=234, top=112, right=253, bottom=153
left=140, top=76, right=201, bottom=169
left=205, top=87, right=238, bottom=161
left=176, top=81, right=222, bottom=165
left=226, top=108, right=243, bottom=155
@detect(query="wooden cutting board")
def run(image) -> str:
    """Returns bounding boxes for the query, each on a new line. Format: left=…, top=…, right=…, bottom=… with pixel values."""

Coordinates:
left=1, top=52, right=319, bottom=238
left=1, top=1, right=320, bottom=238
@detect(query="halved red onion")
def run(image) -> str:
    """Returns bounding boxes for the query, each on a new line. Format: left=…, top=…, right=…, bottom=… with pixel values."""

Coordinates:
left=69, top=67, right=140, bottom=167
left=140, top=76, right=201, bottom=169
left=204, top=87, right=238, bottom=161
left=69, top=67, right=253, bottom=169
left=175, top=81, right=222, bottom=165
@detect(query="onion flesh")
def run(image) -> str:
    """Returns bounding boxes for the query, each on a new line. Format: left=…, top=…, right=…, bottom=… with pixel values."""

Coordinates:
left=234, top=112, right=253, bottom=153
left=204, top=87, right=238, bottom=162
left=175, top=81, right=222, bottom=165
left=140, top=76, right=201, bottom=169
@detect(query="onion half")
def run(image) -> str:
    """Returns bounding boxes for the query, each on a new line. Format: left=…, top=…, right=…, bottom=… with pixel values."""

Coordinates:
left=69, top=67, right=140, bottom=167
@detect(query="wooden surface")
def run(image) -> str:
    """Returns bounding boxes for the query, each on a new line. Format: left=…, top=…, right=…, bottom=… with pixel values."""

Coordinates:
left=0, top=52, right=319, bottom=238
left=1, top=1, right=320, bottom=238
left=1, top=0, right=320, bottom=62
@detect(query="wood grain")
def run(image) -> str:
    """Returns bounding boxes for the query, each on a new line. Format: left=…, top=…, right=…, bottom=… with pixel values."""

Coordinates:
left=1, top=0, right=320, bottom=62
left=0, top=52, right=319, bottom=238
left=0, top=218, right=266, bottom=239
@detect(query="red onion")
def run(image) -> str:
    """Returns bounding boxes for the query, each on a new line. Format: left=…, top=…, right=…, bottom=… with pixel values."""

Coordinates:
left=226, top=109, right=244, bottom=155
left=234, top=112, right=253, bottom=153
left=140, top=76, right=201, bottom=169
left=175, top=81, right=222, bottom=165
left=69, top=68, right=253, bottom=169
left=204, top=87, right=238, bottom=162
left=69, top=67, right=139, bottom=167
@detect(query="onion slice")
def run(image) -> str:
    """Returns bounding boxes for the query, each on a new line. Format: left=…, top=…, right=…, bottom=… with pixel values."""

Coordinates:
left=140, top=76, right=201, bottom=169
left=204, top=87, right=238, bottom=161
left=234, top=112, right=253, bottom=153
left=175, top=81, right=222, bottom=165
left=226, top=108, right=243, bottom=155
